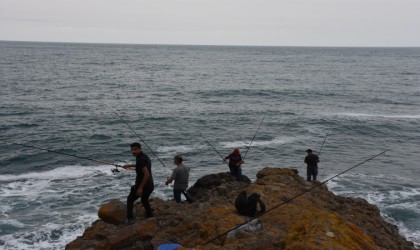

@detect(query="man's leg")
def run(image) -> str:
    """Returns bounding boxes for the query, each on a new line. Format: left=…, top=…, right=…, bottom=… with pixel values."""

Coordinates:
left=306, top=166, right=311, bottom=181
left=127, top=185, right=139, bottom=220
left=182, top=190, right=193, bottom=203
left=235, top=167, right=242, bottom=181
left=313, top=167, right=318, bottom=181
left=141, top=186, right=154, bottom=218
left=173, top=189, right=182, bottom=203
left=229, top=165, right=235, bottom=176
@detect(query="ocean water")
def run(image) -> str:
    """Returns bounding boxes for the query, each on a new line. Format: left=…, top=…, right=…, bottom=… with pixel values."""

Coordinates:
left=0, top=41, right=419, bottom=249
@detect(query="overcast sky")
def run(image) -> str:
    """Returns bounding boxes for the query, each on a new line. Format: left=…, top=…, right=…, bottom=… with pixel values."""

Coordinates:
left=1, top=0, right=419, bottom=47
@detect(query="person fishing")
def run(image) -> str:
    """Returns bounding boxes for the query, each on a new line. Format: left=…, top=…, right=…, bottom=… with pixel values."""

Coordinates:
left=123, top=142, right=154, bottom=225
left=224, top=148, right=244, bottom=181
left=165, top=155, right=193, bottom=203
left=304, top=148, right=320, bottom=182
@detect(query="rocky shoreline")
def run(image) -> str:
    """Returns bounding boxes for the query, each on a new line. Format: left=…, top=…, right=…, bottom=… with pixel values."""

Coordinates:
left=66, top=167, right=417, bottom=249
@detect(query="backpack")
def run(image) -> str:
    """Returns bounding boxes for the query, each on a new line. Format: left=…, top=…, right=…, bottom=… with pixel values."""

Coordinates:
left=235, top=191, right=266, bottom=217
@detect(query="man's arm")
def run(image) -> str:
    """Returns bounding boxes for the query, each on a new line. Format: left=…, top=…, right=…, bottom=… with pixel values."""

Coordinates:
left=165, top=175, right=174, bottom=185
left=122, top=164, right=136, bottom=170
left=236, top=160, right=244, bottom=167
left=223, top=155, right=229, bottom=163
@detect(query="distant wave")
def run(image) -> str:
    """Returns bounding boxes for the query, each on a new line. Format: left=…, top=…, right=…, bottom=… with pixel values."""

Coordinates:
left=338, top=113, right=420, bottom=119
left=156, top=144, right=207, bottom=154
left=219, top=136, right=297, bottom=149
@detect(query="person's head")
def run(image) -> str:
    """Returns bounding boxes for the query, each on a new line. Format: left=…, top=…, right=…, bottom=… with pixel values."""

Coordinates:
left=174, top=155, right=183, bottom=165
left=233, top=148, right=240, bottom=154
left=306, top=149, right=313, bottom=155
left=130, top=142, right=142, bottom=156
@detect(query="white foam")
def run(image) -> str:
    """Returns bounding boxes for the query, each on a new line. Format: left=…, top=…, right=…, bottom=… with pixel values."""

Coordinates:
left=0, top=204, right=13, bottom=215
left=0, top=179, right=51, bottom=198
left=219, top=136, right=296, bottom=149
left=0, top=165, right=86, bottom=181
left=0, top=218, right=25, bottom=228
left=0, top=215, right=95, bottom=250
left=382, top=214, right=420, bottom=248
left=326, top=173, right=420, bottom=247
left=0, top=164, right=116, bottom=182
left=156, top=144, right=206, bottom=154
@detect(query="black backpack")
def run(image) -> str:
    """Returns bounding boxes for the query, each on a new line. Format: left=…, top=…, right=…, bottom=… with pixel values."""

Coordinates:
left=235, top=191, right=266, bottom=217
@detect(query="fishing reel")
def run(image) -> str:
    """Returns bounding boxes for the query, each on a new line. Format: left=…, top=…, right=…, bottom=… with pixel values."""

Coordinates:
left=111, top=165, right=121, bottom=174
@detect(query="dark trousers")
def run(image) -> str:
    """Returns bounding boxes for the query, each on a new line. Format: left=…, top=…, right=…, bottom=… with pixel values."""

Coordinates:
left=229, top=165, right=242, bottom=181
left=127, top=185, right=154, bottom=220
left=173, top=189, right=193, bottom=203
left=307, top=166, right=318, bottom=181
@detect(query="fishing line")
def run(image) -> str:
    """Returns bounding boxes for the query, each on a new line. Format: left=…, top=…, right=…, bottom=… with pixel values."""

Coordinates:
left=202, top=148, right=390, bottom=246
left=99, top=100, right=168, bottom=168
left=243, top=106, right=270, bottom=160
left=201, top=135, right=229, bottom=167
left=3, top=140, right=121, bottom=174
left=317, top=124, right=333, bottom=157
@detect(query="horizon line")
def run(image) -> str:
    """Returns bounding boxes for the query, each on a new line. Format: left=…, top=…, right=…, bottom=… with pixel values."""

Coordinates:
left=1, top=39, right=419, bottom=49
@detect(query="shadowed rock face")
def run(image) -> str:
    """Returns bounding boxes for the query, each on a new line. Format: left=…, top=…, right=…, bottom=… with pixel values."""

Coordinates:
left=66, top=168, right=417, bottom=250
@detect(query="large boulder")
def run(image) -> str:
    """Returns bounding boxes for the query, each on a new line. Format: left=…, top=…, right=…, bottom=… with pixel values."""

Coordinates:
left=98, top=199, right=126, bottom=225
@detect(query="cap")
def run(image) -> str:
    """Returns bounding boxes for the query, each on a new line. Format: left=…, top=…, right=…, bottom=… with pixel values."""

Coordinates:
left=233, top=148, right=240, bottom=154
left=306, top=149, right=312, bottom=153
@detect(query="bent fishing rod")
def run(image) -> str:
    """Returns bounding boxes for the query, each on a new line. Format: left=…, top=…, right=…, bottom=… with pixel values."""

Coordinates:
left=243, top=106, right=270, bottom=160
left=202, top=148, right=390, bottom=246
left=99, top=100, right=167, bottom=168
left=4, top=140, right=122, bottom=174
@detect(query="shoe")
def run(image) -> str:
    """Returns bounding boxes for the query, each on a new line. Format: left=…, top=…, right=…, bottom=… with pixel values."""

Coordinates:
left=126, top=218, right=135, bottom=225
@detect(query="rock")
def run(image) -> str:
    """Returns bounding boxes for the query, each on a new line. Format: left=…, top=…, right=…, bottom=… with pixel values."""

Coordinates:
left=65, top=218, right=157, bottom=250
left=67, top=168, right=416, bottom=250
left=227, top=219, right=262, bottom=238
left=97, top=199, right=126, bottom=225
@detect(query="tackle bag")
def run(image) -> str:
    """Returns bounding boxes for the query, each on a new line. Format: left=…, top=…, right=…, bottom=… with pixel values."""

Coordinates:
left=235, top=190, right=266, bottom=217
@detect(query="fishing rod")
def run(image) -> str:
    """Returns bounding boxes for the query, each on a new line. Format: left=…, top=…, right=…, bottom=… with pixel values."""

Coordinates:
left=243, top=106, right=270, bottom=160
left=99, top=100, right=167, bottom=168
left=201, top=135, right=230, bottom=167
left=202, top=148, right=390, bottom=246
left=317, top=124, right=333, bottom=157
left=3, top=140, right=121, bottom=174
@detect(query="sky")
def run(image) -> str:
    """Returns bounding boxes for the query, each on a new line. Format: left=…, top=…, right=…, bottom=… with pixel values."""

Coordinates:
left=0, top=0, right=419, bottom=47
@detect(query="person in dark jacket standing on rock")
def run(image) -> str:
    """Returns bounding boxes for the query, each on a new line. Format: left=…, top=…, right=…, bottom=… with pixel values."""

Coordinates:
left=304, top=148, right=320, bottom=182
left=123, top=142, right=154, bottom=225
left=224, top=148, right=244, bottom=181
left=165, top=155, right=193, bottom=203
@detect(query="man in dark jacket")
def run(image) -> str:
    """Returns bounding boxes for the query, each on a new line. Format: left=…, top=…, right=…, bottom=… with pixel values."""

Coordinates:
left=304, top=148, right=320, bottom=181
left=123, top=142, right=154, bottom=224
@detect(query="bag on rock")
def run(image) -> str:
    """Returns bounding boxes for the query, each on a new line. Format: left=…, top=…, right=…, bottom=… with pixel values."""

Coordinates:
left=235, top=191, right=266, bottom=217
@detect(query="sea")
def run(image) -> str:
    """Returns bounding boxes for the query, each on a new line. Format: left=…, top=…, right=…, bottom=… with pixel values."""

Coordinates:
left=0, top=41, right=419, bottom=249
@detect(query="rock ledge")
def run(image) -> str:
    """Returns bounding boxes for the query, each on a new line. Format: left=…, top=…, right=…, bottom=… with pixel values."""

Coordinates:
left=66, top=167, right=416, bottom=250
